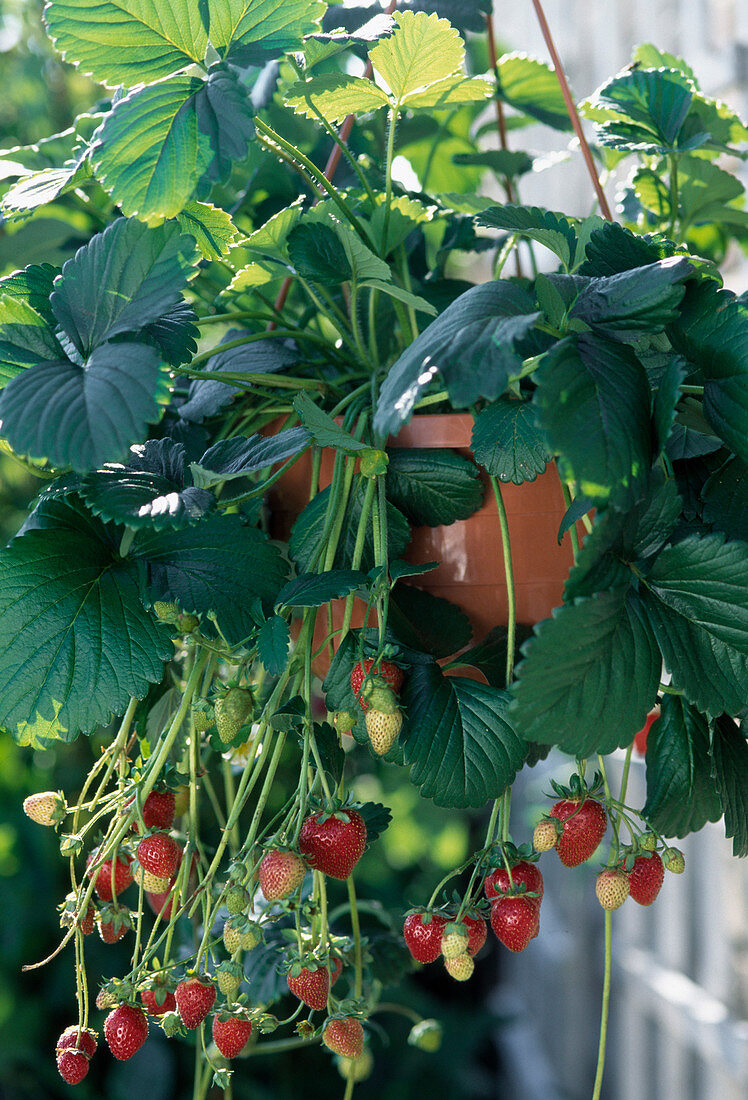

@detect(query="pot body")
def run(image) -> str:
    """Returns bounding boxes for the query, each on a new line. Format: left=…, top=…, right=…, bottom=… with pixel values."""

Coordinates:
left=268, top=413, right=573, bottom=672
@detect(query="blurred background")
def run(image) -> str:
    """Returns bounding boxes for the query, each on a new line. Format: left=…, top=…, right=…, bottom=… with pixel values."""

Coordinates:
left=0, top=1, right=746, bottom=1098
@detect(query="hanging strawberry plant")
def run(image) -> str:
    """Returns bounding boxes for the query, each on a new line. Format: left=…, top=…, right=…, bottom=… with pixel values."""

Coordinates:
left=1, top=1, right=747, bottom=1097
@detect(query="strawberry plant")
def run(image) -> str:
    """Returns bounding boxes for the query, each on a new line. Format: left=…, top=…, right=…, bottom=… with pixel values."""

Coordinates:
left=1, top=1, right=747, bottom=1098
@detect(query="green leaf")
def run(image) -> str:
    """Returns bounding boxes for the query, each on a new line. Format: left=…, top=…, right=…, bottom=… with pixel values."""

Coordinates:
left=44, top=0, right=208, bottom=86
left=495, top=53, right=573, bottom=131
left=133, top=515, right=288, bottom=644
left=368, top=195, right=433, bottom=255
left=404, top=76, right=492, bottom=111
left=710, top=714, right=748, bottom=857
left=585, top=68, right=695, bottom=154
left=174, top=201, right=241, bottom=260
left=0, top=263, right=58, bottom=323
left=257, top=615, right=290, bottom=675
left=653, top=356, right=687, bottom=456
left=453, top=149, right=534, bottom=177
left=568, top=258, right=692, bottom=338
left=639, top=590, right=748, bottom=717
left=190, top=428, right=311, bottom=488
left=1, top=159, right=92, bottom=217
left=388, top=559, right=439, bottom=582
left=290, top=484, right=411, bottom=573
left=357, top=801, right=392, bottom=846
left=455, top=626, right=511, bottom=689
left=0, top=499, right=171, bottom=745
left=51, top=218, right=199, bottom=356
left=368, top=10, right=464, bottom=105
left=642, top=695, right=722, bottom=838
left=210, top=0, right=326, bottom=65
left=0, top=342, right=163, bottom=472
left=286, top=223, right=352, bottom=286
left=668, top=281, right=748, bottom=464
left=284, top=73, right=390, bottom=124
left=401, top=664, right=527, bottom=807
left=702, top=457, right=748, bottom=542
left=313, top=721, right=344, bottom=786
left=293, top=392, right=369, bottom=453
left=334, top=222, right=391, bottom=284
left=244, top=201, right=303, bottom=260
left=194, top=65, right=256, bottom=186
left=477, top=204, right=578, bottom=270
left=385, top=448, right=484, bottom=526
left=80, top=439, right=214, bottom=530
left=510, top=590, right=661, bottom=755
left=534, top=334, right=652, bottom=505
left=471, top=399, right=551, bottom=484
left=374, top=281, right=539, bottom=437
left=388, top=585, right=472, bottom=659
left=92, top=75, right=214, bottom=223
left=0, top=295, right=63, bottom=385
left=275, top=569, right=366, bottom=609
left=179, top=333, right=297, bottom=422
left=360, top=281, right=436, bottom=316
left=579, top=221, right=690, bottom=277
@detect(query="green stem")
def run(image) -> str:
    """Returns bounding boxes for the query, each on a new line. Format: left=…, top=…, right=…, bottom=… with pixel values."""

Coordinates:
left=347, top=875, right=363, bottom=999
left=592, top=910, right=613, bottom=1100
left=667, top=153, right=680, bottom=241
left=489, top=476, right=516, bottom=685
left=560, top=480, right=581, bottom=563
left=339, top=476, right=376, bottom=641
left=381, top=107, right=400, bottom=254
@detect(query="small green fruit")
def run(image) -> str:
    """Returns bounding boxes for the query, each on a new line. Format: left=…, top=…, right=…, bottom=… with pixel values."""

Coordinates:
left=408, top=1019, right=442, bottom=1053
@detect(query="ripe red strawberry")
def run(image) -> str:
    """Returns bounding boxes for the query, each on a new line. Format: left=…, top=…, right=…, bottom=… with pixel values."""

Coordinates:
left=329, top=956, right=343, bottom=986
left=403, top=912, right=447, bottom=964
left=490, top=896, right=539, bottom=952
left=365, top=707, right=402, bottom=756
left=463, top=913, right=487, bottom=957
left=56, top=1025, right=97, bottom=1081
left=212, top=1012, right=253, bottom=1059
left=550, top=798, right=607, bottom=867
left=484, top=860, right=544, bottom=904
left=24, top=790, right=66, bottom=826
left=287, top=965, right=330, bottom=1011
left=627, top=852, right=665, bottom=905
left=137, top=832, right=180, bottom=880
left=141, top=987, right=177, bottom=1017
left=87, top=850, right=133, bottom=902
left=57, top=1026, right=97, bottom=1060
left=131, top=790, right=176, bottom=834
left=595, top=868, right=630, bottom=910
left=104, top=1004, right=148, bottom=1060
left=350, top=659, right=404, bottom=711
left=57, top=1049, right=90, bottom=1085
left=633, top=708, right=660, bottom=755
left=298, top=810, right=367, bottom=880
left=175, top=977, right=216, bottom=1029
left=259, top=849, right=305, bottom=900
left=323, top=1017, right=364, bottom=1059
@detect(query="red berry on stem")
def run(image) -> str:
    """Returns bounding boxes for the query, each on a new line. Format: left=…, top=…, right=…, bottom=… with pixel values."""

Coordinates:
left=323, top=1017, right=365, bottom=1059
left=212, top=1013, right=253, bottom=1059
left=490, top=896, right=539, bottom=952
left=403, top=912, right=447, bottom=964
left=137, top=832, right=180, bottom=880
left=550, top=798, right=608, bottom=867
left=463, top=913, right=487, bottom=957
left=298, top=810, right=367, bottom=880
left=104, top=1004, right=149, bottom=1061
left=627, top=852, right=665, bottom=906
left=259, top=849, right=306, bottom=900
left=287, top=966, right=330, bottom=1011
left=141, top=988, right=177, bottom=1017
left=132, top=790, right=176, bottom=833
left=484, top=860, right=544, bottom=903
left=350, top=659, right=403, bottom=711
left=87, top=851, right=133, bottom=902
left=175, top=977, right=216, bottom=1029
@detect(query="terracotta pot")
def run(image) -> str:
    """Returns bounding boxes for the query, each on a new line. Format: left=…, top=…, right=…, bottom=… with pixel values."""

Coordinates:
left=267, top=413, right=573, bottom=674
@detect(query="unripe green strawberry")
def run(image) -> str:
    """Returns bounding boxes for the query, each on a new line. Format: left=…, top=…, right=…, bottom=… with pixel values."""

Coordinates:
left=96, top=988, right=118, bottom=1011
left=444, top=952, right=474, bottom=981
left=23, top=790, right=66, bottom=826
left=177, top=613, right=199, bottom=633
left=225, top=885, right=250, bottom=915
left=215, top=688, right=253, bottom=744
left=533, top=819, right=559, bottom=852
left=223, top=915, right=260, bottom=954
left=595, top=868, right=629, bottom=910
left=153, top=601, right=179, bottom=623
left=216, top=960, right=243, bottom=1001
left=640, top=833, right=658, bottom=851
left=336, top=1047, right=373, bottom=1082
left=333, top=711, right=357, bottom=736
left=408, top=1019, right=442, bottom=1052
left=440, top=924, right=469, bottom=960
left=663, top=847, right=685, bottom=873
left=160, top=1011, right=182, bottom=1038
left=365, top=708, right=402, bottom=756
left=362, top=683, right=398, bottom=713
left=192, top=700, right=214, bottom=733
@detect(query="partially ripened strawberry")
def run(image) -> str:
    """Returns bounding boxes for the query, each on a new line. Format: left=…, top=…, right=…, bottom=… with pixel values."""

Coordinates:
left=56, top=1026, right=97, bottom=1083
left=663, top=847, right=685, bottom=874
left=104, top=1004, right=149, bottom=1061
left=365, top=707, right=402, bottom=756
left=259, top=849, right=305, bottom=900
left=484, top=860, right=544, bottom=903
left=626, top=852, right=665, bottom=905
left=440, top=924, right=469, bottom=959
left=533, top=819, right=559, bottom=852
left=287, top=964, right=330, bottom=1011
left=595, top=868, right=630, bottom=910
left=175, top=977, right=216, bottom=1029
left=549, top=798, right=608, bottom=867
left=213, top=1012, right=253, bottom=1059
left=134, top=865, right=171, bottom=893
left=490, top=896, right=539, bottom=952
left=137, top=832, right=180, bottom=880
left=97, top=904, right=132, bottom=944
left=141, top=986, right=177, bottom=1017
left=444, top=953, right=474, bottom=981
left=403, top=911, right=447, bottom=964
left=225, top=884, right=250, bottom=914
left=463, top=913, right=488, bottom=957
left=298, top=810, right=367, bottom=880
left=350, top=659, right=404, bottom=711
left=215, top=687, right=253, bottom=744
left=223, top=914, right=260, bottom=954
left=323, top=1017, right=364, bottom=1059
left=87, top=850, right=134, bottom=902
left=23, top=790, right=66, bottom=827
left=132, top=789, right=176, bottom=834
